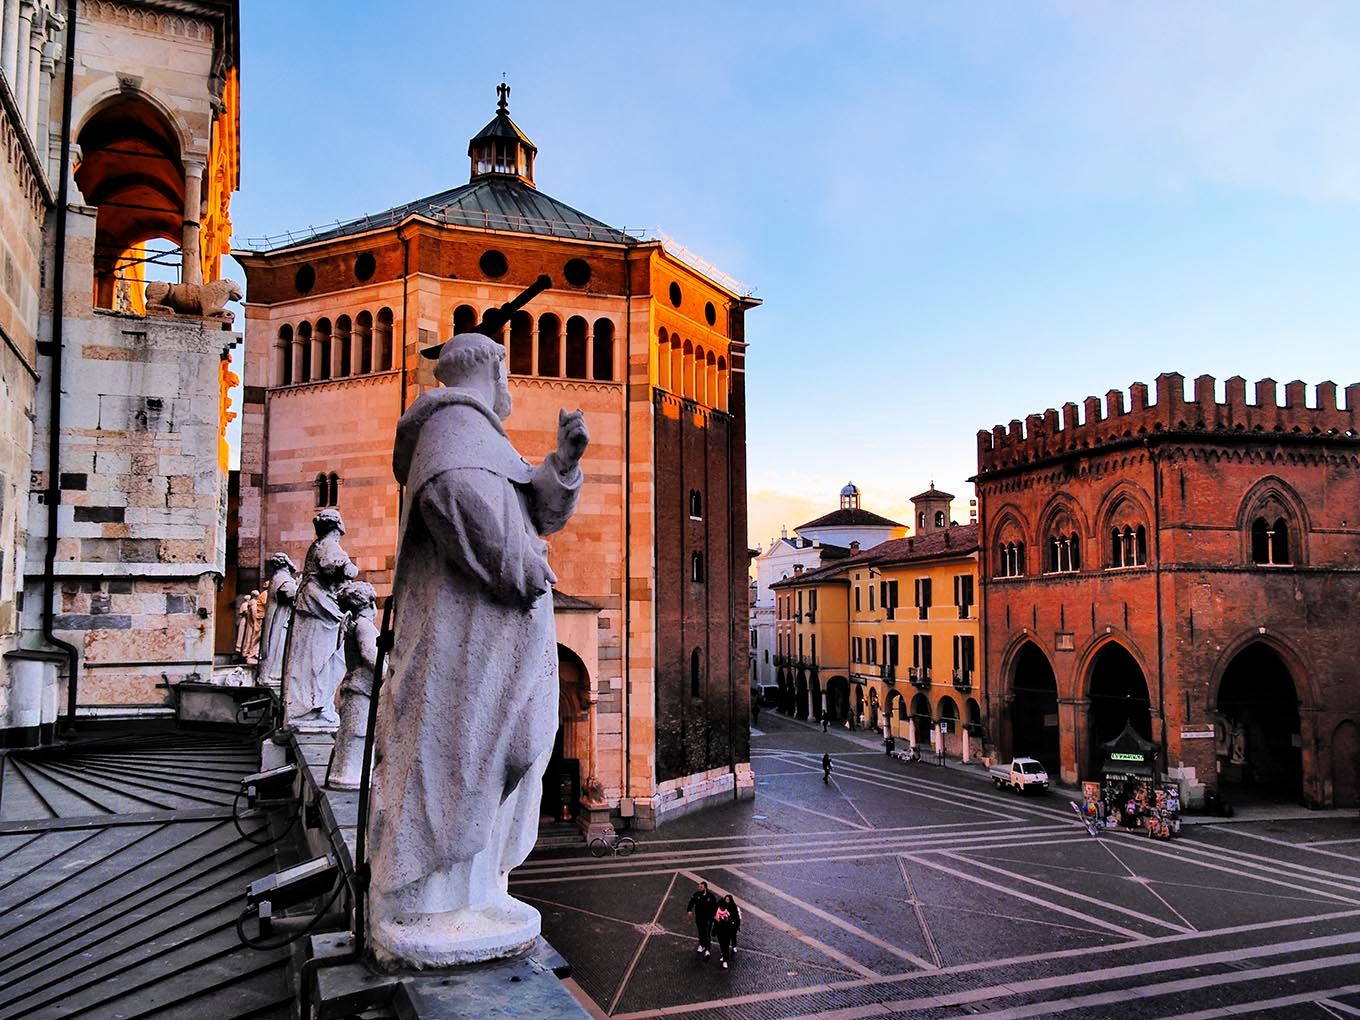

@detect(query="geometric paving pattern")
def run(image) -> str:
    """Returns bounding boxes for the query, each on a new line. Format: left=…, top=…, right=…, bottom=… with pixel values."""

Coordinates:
left=0, top=728, right=292, bottom=1020
left=519, top=716, right=1360, bottom=1019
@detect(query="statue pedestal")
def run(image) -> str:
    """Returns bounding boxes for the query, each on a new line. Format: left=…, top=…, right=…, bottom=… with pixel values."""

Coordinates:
left=575, top=798, right=615, bottom=843
left=283, top=730, right=589, bottom=1017
left=369, top=898, right=540, bottom=970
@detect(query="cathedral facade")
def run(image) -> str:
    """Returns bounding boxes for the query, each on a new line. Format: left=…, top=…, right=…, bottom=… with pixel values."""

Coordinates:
left=235, top=88, right=758, bottom=827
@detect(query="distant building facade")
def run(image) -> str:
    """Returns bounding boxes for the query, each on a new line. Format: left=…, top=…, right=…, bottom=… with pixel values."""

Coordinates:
left=235, top=88, right=759, bottom=827
left=2, top=0, right=241, bottom=746
left=975, top=373, right=1360, bottom=808
left=749, top=483, right=905, bottom=693
left=768, top=487, right=984, bottom=761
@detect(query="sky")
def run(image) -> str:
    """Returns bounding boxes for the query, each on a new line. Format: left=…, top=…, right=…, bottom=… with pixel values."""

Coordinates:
left=230, top=2, right=1360, bottom=548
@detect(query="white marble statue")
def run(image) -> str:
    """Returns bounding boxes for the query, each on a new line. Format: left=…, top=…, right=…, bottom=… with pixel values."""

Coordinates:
left=327, top=580, right=378, bottom=791
left=259, top=552, right=299, bottom=683
left=283, top=510, right=358, bottom=730
left=368, top=331, right=587, bottom=968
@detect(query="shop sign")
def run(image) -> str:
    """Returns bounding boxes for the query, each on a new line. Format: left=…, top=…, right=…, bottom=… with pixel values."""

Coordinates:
left=1180, top=726, right=1214, bottom=740
left=1109, top=752, right=1145, bottom=763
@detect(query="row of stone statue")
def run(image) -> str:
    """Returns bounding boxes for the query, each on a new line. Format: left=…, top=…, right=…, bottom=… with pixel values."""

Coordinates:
left=251, top=507, right=375, bottom=791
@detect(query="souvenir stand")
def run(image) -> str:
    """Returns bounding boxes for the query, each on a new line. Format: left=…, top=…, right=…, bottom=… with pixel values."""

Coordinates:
left=1093, top=722, right=1181, bottom=838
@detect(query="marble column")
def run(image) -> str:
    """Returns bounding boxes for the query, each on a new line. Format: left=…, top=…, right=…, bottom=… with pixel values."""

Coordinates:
left=291, top=340, right=304, bottom=385
left=24, top=9, right=40, bottom=127
left=181, top=159, right=205, bottom=286
left=13, top=0, right=32, bottom=119
left=0, top=0, right=14, bottom=83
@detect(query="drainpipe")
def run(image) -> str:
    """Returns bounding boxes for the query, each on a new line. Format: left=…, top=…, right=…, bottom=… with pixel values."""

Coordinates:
left=1147, top=438, right=1167, bottom=771
left=43, top=0, right=79, bottom=737
left=621, top=244, right=632, bottom=798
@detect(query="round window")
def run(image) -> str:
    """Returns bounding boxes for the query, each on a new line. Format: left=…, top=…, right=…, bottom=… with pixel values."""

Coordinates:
left=354, top=252, right=376, bottom=282
left=668, top=281, right=682, bottom=308
left=564, top=258, right=591, bottom=287
left=704, top=301, right=716, bottom=327
left=294, top=265, right=316, bottom=294
left=479, top=249, right=509, bottom=278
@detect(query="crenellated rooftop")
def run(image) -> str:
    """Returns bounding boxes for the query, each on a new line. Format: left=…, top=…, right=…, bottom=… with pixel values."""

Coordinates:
left=977, top=373, right=1360, bottom=474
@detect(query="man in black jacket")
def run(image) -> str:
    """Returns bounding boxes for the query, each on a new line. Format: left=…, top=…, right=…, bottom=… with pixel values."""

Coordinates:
left=686, top=880, right=719, bottom=958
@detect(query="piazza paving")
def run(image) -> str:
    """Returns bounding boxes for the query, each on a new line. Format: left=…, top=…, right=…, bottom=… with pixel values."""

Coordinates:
left=515, top=714, right=1360, bottom=1019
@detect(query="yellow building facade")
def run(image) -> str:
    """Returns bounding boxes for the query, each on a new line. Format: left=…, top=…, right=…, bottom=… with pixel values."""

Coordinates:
left=770, top=489, right=987, bottom=762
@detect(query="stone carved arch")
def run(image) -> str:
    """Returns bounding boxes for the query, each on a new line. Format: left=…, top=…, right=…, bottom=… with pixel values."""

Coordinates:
left=1235, top=476, right=1310, bottom=566
left=1207, top=628, right=1319, bottom=715
left=72, top=79, right=195, bottom=158
left=1036, top=491, right=1090, bottom=543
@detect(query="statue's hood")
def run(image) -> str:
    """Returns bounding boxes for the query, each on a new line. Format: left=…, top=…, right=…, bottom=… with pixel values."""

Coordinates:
left=394, top=388, right=532, bottom=492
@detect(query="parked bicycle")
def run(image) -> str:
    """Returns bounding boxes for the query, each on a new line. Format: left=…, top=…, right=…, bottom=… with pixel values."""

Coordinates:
left=589, top=831, right=636, bottom=858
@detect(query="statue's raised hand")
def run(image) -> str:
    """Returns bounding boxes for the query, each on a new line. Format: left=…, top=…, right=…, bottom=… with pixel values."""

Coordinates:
left=557, top=408, right=589, bottom=466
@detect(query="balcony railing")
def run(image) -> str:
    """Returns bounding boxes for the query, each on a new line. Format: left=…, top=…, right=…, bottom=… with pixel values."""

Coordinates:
left=908, top=666, right=932, bottom=690
left=952, top=669, right=973, bottom=692
left=882, top=663, right=896, bottom=683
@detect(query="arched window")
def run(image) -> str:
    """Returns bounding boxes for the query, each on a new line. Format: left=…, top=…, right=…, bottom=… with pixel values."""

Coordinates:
left=327, top=472, right=339, bottom=506
left=934, top=510, right=946, bottom=528
left=276, top=324, right=293, bottom=386
left=716, top=356, right=728, bottom=411
left=657, top=328, right=671, bottom=390
left=376, top=308, right=394, bottom=371
left=705, top=349, right=716, bottom=405
left=592, top=318, right=614, bottom=381
left=537, top=313, right=561, bottom=377
left=509, top=310, right=533, bottom=375
left=1046, top=532, right=1079, bottom=573
left=1105, top=497, right=1150, bottom=569
left=453, top=304, right=477, bottom=336
left=336, top=315, right=353, bottom=377
left=314, top=473, right=327, bottom=507
left=689, top=489, right=702, bottom=519
left=76, top=94, right=185, bottom=311
left=690, top=648, right=702, bottom=698
left=682, top=339, right=694, bottom=398
left=1252, top=516, right=1291, bottom=565
left=691, top=551, right=705, bottom=582
left=315, top=317, right=332, bottom=380
left=694, top=346, right=707, bottom=404
left=565, top=316, right=588, bottom=379
left=918, top=511, right=926, bottom=529
left=670, top=335, right=683, bottom=392
left=297, top=321, right=313, bottom=382
left=356, top=311, right=373, bottom=374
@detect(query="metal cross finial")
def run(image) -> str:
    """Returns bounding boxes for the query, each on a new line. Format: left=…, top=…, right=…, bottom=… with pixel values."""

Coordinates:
left=497, top=81, right=510, bottom=112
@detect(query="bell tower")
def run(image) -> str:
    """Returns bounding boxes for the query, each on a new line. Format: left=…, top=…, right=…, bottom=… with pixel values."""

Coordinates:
left=911, top=482, right=954, bottom=534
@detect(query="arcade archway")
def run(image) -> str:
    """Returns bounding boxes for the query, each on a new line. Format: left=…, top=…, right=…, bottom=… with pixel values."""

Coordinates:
left=909, top=693, right=932, bottom=747
left=884, top=689, right=905, bottom=738
left=937, top=695, right=960, bottom=756
left=1217, top=644, right=1302, bottom=803
left=868, top=687, right=880, bottom=731
left=810, top=673, right=823, bottom=721
left=1087, top=643, right=1152, bottom=775
left=542, top=645, right=590, bottom=824
left=795, top=670, right=809, bottom=719
left=825, top=676, right=851, bottom=723
left=1010, top=642, right=1059, bottom=773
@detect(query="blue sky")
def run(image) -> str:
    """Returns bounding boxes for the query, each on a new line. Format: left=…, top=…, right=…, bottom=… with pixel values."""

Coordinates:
left=230, top=2, right=1360, bottom=546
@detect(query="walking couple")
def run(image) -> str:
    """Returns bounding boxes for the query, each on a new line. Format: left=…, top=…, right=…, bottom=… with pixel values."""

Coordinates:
left=686, top=881, right=743, bottom=968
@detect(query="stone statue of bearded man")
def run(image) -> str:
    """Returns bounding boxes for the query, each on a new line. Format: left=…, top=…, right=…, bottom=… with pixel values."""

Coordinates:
left=368, top=330, right=587, bottom=968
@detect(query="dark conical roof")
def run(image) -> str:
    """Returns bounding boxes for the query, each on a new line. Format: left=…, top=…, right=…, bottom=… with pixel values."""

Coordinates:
left=468, top=84, right=537, bottom=156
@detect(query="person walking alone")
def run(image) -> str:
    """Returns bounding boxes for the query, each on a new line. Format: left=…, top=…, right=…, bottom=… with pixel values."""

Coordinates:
left=822, top=753, right=832, bottom=783
left=686, top=880, right=718, bottom=959
left=714, top=894, right=742, bottom=968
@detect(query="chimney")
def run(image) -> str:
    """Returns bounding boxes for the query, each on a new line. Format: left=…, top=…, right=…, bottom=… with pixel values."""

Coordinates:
left=793, top=564, right=804, bottom=576
left=849, top=540, right=860, bottom=553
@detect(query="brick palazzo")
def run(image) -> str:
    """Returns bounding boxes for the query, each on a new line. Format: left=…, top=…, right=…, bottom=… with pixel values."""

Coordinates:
left=975, top=372, right=1360, bottom=808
